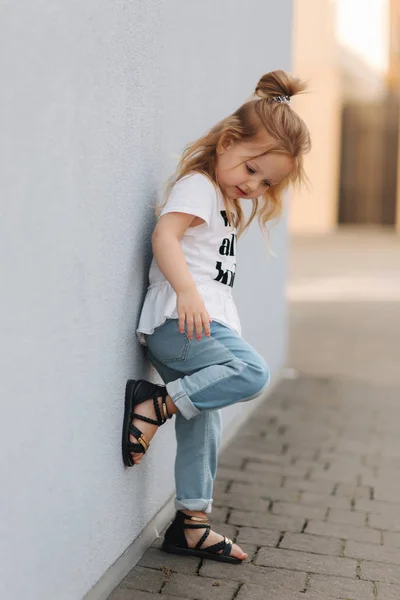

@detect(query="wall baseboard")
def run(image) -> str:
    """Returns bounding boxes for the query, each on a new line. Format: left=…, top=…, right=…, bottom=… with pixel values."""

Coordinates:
left=84, top=370, right=282, bottom=600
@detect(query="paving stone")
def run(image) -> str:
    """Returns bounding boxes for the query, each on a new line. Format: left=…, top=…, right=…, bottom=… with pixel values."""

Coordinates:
left=232, top=438, right=284, bottom=454
left=284, top=477, right=335, bottom=495
left=337, top=440, right=381, bottom=456
left=138, top=546, right=200, bottom=574
left=360, top=560, right=400, bottom=585
left=272, top=501, right=326, bottom=520
left=200, top=560, right=306, bottom=589
left=254, top=547, right=357, bottom=578
left=211, top=506, right=228, bottom=523
left=280, top=532, right=342, bottom=556
left=229, top=482, right=300, bottom=503
left=374, top=484, right=400, bottom=503
left=218, top=453, right=246, bottom=468
left=287, top=447, right=323, bottom=461
left=309, top=470, right=361, bottom=484
left=382, top=531, right=400, bottom=548
left=334, top=483, right=372, bottom=499
left=108, top=590, right=187, bottom=600
left=327, top=508, right=367, bottom=527
left=318, top=454, right=365, bottom=467
left=213, top=492, right=271, bottom=512
left=364, top=455, right=396, bottom=469
left=236, top=588, right=338, bottom=600
left=294, top=595, right=339, bottom=600
left=376, top=582, right=400, bottom=599
left=292, top=459, right=326, bottom=473
left=162, top=572, right=238, bottom=600
left=280, top=431, right=336, bottom=445
left=229, top=509, right=305, bottom=532
left=245, top=461, right=309, bottom=478
left=316, top=465, right=374, bottom=482
left=361, top=473, right=398, bottom=487
left=235, top=526, right=281, bottom=547
left=300, top=491, right=351, bottom=510
left=345, top=540, right=400, bottom=565
left=119, top=566, right=163, bottom=592
left=307, top=573, right=375, bottom=599
left=306, top=520, right=381, bottom=544
left=217, top=467, right=283, bottom=487
left=225, top=449, right=291, bottom=465
left=369, top=512, right=400, bottom=531
left=354, top=498, right=400, bottom=515
left=213, top=479, right=229, bottom=496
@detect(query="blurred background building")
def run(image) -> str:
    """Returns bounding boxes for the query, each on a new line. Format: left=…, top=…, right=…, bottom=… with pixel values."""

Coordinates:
left=290, top=0, right=400, bottom=233
left=388, top=0, right=400, bottom=227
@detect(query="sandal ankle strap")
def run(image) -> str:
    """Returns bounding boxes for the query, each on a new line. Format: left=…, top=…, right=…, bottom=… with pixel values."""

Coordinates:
left=153, top=390, right=172, bottom=425
left=179, top=511, right=209, bottom=523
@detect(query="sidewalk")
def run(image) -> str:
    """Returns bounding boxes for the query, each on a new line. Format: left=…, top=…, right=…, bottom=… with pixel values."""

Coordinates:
left=109, top=228, right=400, bottom=600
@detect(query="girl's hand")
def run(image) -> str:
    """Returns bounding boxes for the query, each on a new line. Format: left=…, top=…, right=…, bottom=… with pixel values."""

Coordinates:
left=177, top=287, right=212, bottom=340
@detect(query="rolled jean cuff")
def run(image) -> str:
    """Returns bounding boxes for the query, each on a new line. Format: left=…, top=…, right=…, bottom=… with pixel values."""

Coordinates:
left=166, top=379, right=200, bottom=420
left=175, top=497, right=213, bottom=514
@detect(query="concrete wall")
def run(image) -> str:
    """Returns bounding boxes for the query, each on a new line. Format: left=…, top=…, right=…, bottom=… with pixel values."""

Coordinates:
left=0, top=1, right=293, bottom=598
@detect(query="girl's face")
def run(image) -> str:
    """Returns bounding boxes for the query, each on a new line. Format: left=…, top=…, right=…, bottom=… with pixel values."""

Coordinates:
left=216, top=137, right=293, bottom=200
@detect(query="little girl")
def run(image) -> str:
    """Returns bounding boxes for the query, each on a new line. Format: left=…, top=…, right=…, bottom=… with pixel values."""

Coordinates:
left=122, top=70, right=311, bottom=564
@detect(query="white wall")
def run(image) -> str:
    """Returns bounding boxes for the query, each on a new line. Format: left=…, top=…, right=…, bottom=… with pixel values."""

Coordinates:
left=0, top=1, right=292, bottom=598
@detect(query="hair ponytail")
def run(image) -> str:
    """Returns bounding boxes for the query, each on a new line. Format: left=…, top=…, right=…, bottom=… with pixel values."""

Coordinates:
left=255, top=70, right=307, bottom=101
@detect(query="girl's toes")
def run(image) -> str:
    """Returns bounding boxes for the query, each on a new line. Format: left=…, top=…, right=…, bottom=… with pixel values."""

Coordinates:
left=232, top=543, right=248, bottom=560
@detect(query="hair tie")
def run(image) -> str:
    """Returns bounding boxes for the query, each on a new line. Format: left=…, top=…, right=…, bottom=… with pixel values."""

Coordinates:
left=271, top=95, right=290, bottom=104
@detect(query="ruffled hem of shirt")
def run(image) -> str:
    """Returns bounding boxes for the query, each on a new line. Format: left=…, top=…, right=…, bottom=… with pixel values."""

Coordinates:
left=136, top=280, right=241, bottom=345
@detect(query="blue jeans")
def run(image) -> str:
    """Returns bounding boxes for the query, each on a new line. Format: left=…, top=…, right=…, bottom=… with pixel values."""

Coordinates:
left=144, top=319, right=270, bottom=513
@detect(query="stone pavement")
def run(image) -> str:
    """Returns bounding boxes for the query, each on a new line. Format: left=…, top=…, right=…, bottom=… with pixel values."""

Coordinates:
left=109, top=229, right=400, bottom=600
left=109, top=376, right=400, bottom=600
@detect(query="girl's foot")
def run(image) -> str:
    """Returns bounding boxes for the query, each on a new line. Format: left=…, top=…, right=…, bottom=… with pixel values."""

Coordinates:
left=129, top=394, right=176, bottom=464
left=182, top=510, right=248, bottom=561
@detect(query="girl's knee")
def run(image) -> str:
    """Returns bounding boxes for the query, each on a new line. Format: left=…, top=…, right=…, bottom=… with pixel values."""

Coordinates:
left=242, top=356, right=270, bottom=397
left=255, top=359, right=270, bottom=393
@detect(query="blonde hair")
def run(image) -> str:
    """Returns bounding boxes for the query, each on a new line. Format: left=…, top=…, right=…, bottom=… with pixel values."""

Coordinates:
left=159, top=70, right=311, bottom=238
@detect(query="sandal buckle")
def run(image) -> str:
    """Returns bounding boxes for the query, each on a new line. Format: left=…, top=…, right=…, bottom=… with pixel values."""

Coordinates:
left=139, top=433, right=149, bottom=452
left=185, top=515, right=209, bottom=523
left=162, top=401, right=169, bottom=422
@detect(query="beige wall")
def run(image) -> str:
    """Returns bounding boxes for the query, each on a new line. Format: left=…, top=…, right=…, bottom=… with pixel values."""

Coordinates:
left=397, top=130, right=400, bottom=230
left=388, top=0, right=400, bottom=89
left=290, top=0, right=341, bottom=233
left=388, top=0, right=400, bottom=229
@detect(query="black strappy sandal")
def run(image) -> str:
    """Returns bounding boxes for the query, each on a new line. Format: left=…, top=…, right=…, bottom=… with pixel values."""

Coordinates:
left=161, top=511, right=242, bottom=564
left=122, top=379, right=172, bottom=467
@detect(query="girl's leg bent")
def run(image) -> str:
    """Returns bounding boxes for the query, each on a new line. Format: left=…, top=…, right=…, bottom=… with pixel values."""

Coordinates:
left=144, top=318, right=269, bottom=513
left=146, top=318, right=270, bottom=420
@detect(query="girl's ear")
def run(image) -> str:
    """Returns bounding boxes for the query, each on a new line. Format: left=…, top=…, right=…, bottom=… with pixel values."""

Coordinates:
left=217, top=136, right=233, bottom=155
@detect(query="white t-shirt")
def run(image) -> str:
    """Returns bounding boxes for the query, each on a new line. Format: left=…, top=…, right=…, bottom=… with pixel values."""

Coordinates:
left=136, top=172, right=241, bottom=344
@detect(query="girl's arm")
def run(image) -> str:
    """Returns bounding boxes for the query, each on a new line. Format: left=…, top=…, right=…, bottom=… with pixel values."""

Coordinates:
left=152, top=213, right=211, bottom=340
